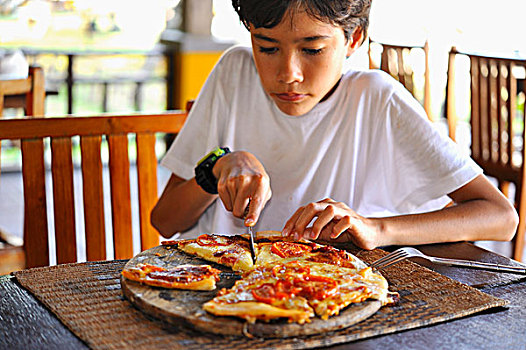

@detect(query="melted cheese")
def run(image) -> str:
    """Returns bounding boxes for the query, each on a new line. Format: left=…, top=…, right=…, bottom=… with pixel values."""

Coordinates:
left=178, top=236, right=254, bottom=272
left=176, top=232, right=397, bottom=324
left=121, top=263, right=219, bottom=290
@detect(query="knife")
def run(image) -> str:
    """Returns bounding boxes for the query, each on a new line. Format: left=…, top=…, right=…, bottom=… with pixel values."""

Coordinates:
left=244, top=202, right=257, bottom=264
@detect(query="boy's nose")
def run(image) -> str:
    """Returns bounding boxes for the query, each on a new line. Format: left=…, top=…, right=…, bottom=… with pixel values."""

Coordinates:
left=277, top=53, right=303, bottom=84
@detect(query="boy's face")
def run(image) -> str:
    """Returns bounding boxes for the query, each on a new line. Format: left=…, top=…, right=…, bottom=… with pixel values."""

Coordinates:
left=250, top=9, right=360, bottom=116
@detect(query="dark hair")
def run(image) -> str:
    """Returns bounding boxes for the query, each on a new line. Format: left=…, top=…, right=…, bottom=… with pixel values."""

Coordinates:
left=231, top=0, right=371, bottom=42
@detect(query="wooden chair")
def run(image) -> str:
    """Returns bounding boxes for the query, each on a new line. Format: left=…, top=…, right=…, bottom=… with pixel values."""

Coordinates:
left=0, top=112, right=187, bottom=268
left=465, top=52, right=526, bottom=261
left=369, top=39, right=432, bottom=120
left=0, top=66, right=46, bottom=273
left=0, top=65, right=45, bottom=117
left=0, top=65, right=45, bottom=174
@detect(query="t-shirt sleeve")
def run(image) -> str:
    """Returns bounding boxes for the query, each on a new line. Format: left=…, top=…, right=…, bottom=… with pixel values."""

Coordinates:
left=160, top=47, right=246, bottom=179
left=373, top=81, right=482, bottom=214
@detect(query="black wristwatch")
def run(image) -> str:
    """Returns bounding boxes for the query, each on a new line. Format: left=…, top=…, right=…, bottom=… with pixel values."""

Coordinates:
left=194, top=147, right=231, bottom=194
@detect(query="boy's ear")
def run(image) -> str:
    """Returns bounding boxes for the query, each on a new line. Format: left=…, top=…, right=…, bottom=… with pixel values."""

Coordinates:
left=346, top=28, right=365, bottom=58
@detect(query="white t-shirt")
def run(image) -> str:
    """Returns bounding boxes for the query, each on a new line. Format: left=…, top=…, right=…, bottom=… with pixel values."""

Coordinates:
left=161, top=46, right=482, bottom=238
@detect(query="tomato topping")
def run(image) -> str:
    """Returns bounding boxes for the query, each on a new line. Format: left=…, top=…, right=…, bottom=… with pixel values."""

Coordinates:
left=306, top=252, right=357, bottom=269
left=274, top=280, right=302, bottom=299
left=139, top=264, right=165, bottom=272
left=218, top=256, right=238, bottom=266
left=196, top=234, right=231, bottom=246
left=252, top=283, right=278, bottom=304
left=252, top=274, right=338, bottom=303
left=251, top=280, right=302, bottom=303
left=271, top=262, right=310, bottom=278
left=271, top=241, right=312, bottom=258
left=294, top=275, right=338, bottom=300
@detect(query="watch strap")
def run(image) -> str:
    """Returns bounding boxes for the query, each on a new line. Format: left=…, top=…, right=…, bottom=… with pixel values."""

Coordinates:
left=194, top=147, right=230, bottom=194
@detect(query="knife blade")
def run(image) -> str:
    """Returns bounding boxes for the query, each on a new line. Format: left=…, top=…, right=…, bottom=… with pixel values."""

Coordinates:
left=244, top=202, right=257, bottom=264
left=248, top=225, right=256, bottom=264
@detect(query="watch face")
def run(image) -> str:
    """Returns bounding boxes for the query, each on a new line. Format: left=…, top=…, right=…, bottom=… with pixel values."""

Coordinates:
left=197, top=147, right=230, bottom=166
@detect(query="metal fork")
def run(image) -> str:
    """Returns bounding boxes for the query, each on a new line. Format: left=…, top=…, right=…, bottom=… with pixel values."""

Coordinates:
left=369, top=247, right=526, bottom=274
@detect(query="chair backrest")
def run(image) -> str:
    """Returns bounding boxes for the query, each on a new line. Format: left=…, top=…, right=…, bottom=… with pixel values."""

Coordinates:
left=0, top=66, right=45, bottom=117
left=369, top=39, right=431, bottom=120
left=467, top=53, right=526, bottom=182
left=466, top=52, right=526, bottom=261
left=0, top=112, right=187, bottom=268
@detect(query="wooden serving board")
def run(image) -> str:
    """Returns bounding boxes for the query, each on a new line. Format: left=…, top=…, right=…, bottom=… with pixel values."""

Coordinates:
left=121, top=244, right=382, bottom=338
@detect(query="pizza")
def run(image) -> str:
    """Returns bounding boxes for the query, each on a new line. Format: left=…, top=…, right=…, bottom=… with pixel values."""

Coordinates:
left=121, top=263, right=221, bottom=291
left=122, top=230, right=397, bottom=324
left=176, top=233, right=256, bottom=272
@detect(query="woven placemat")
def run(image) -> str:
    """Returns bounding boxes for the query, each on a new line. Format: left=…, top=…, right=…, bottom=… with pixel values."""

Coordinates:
left=14, top=249, right=508, bottom=350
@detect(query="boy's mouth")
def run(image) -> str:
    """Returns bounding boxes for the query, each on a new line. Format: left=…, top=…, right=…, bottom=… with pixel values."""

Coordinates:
left=274, top=93, right=307, bottom=102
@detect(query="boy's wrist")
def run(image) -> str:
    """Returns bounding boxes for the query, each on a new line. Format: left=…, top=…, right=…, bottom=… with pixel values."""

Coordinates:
left=194, top=147, right=231, bottom=194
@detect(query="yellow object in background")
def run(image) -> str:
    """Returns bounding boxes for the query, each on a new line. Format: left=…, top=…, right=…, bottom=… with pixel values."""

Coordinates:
left=172, top=51, right=225, bottom=109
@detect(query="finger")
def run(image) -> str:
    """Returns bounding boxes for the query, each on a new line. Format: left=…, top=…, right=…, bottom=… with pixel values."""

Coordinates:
left=330, top=216, right=352, bottom=239
left=313, top=222, right=337, bottom=241
left=297, top=227, right=322, bottom=241
left=230, top=176, right=250, bottom=218
left=245, top=178, right=271, bottom=226
left=216, top=177, right=233, bottom=212
left=300, top=227, right=314, bottom=240
left=233, top=193, right=250, bottom=219
left=293, top=202, right=326, bottom=237
left=245, top=196, right=262, bottom=226
left=282, top=207, right=304, bottom=237
left=318, top=198, right=335, bottom=204
left=309, top=206, right=336, bottom=240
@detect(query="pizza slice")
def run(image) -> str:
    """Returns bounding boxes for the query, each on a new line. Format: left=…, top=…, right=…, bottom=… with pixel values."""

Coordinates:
left=262, top=259, right=393, bottom=320
left=203, top=262, right=315, bottom=324
left=121, top=263, right=221, bottom=291
left=203, top=254, right=397, bottom=323
left=256, top=240, right=315, bottom=265
left=304, top=244, right=366, bottom=271
left=254, top=231, right=365, bottom=272
left=294, top=262, right=396, bottom=319
left=176, top=233, right=255, bottom=272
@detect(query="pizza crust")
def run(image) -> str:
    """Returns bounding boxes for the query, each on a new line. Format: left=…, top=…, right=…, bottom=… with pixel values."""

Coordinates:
left=202, top=301, right=313, bottom=324
left=121, top=263, right=220, bottom=291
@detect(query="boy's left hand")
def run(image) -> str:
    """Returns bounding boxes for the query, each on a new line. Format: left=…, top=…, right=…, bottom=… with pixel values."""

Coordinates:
left=282, top=198, right=380, bottom=250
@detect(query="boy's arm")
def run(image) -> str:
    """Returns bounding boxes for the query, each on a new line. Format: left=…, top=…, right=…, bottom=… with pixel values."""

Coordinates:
left=151, top=151, right=272, bottom=238
left=372, top=175, right=518, bottom=247
left=151, top=174, right=217, bottom=238
left=283, top=175, right=518, bottom=249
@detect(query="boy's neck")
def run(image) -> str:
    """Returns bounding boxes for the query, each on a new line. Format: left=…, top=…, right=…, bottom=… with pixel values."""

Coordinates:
left=320, top=76, right=342, bottom=102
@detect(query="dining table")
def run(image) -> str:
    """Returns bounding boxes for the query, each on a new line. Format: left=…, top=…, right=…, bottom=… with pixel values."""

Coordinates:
left=1, top=241, right=525, bottom=350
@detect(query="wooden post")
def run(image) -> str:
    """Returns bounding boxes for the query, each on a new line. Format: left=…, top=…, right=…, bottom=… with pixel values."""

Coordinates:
left=423, top=40, right=431, bottom=121
left=67, top=54, right=74, bottom=115
left=27, top=66, right=45, bottom=117
left=183, top=0, right=213, bottom=35
left=446, top=47, right=458, bottom=141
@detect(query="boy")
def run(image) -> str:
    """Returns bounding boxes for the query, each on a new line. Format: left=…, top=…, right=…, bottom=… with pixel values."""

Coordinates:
left=151, top=0, right=517, bottom=249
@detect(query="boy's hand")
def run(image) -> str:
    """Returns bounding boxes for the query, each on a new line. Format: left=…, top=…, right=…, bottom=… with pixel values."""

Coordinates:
left=282, top=198, right=380, bottom=250
left=213, top=151, right=272, bottom=225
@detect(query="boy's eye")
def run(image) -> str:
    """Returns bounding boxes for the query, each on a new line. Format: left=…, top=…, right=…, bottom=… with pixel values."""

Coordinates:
left=259, top=46, right=278, bottom=54
left=303, top=48, right=323, bottom=55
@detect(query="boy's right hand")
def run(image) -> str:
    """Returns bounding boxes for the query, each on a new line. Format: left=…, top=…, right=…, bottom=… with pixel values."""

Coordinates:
left=212, top=151, right=272, bottom=226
